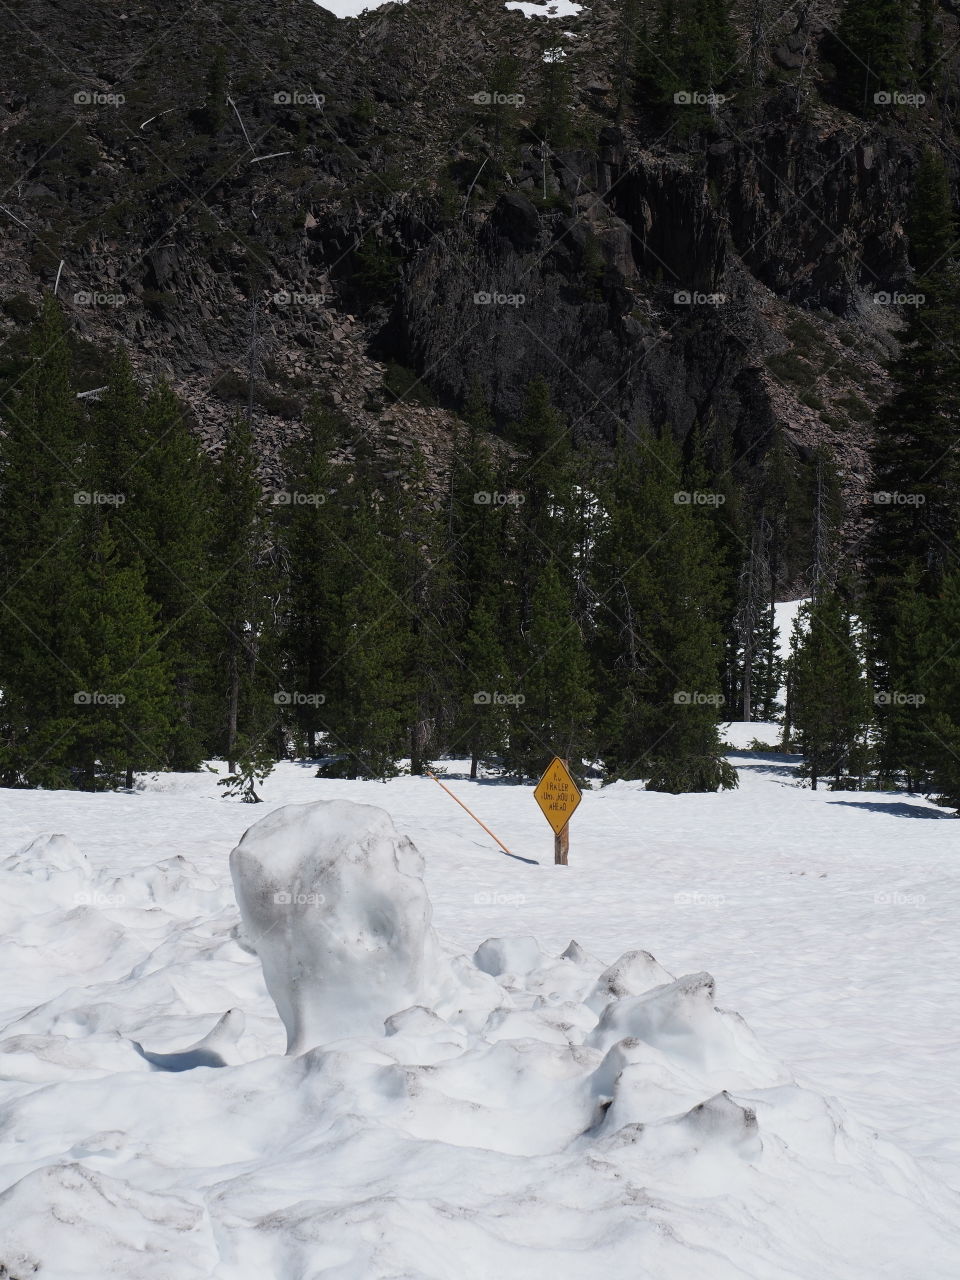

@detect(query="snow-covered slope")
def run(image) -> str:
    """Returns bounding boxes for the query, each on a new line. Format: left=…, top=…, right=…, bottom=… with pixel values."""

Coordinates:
left=0, top=745, right=958, bottom=1277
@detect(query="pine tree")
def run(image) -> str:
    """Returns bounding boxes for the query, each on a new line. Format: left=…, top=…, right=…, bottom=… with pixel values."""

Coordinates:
left=64, top=522, right=172, bottom=790
left=789, top=590, right=871, bottom=790
left=873, top=572, right=936, bottom=789
left=218, top=739, right=275, bottom=802
left=321, top=477, right=409, bottom=779
left=387, top=446, right=450, bottom=776
left=276, top=407, right=342, bottom=756
left=762, top=431, right=802, bottom=618
left=460, top=600, right=512, bottom=774
left=510, top=377, right=578, bottom=590
left=739, top=443, right=840, bottom=733
left=614, top=0, right=642, bottom=117
left=916, top=0, right=943, bottom=97
left=508, top=560, right=595, bottom=779
left=808, top=446, right=844, bottom=591
left=85, top=348, right=143, bottom=513
left=445, top=393, right=515, bottom=776
left=591, top=430, right=735, bottom=792
left=922, top=566, right=960, bottom=808
left=86, top=363, right=218, bottom=770
left=212, top=416, right=277, bottom=774
left=906, top=150, right=955, bottom=279
left=634, top=0, right=737, bottom=107
left=682, top=423, right=746, bottom=716
left=733, top=520, right=773, bottom=723
left=485, top=54, right=523, bottom=159
left=502, top=379, right=594, bottom=778
left=868, top=266, right=960, bottom=645
left=832, top=0, right=910, bottom=114
left=633, top=3, right=668, bottom=105
left=536, top=46, right=574, bottom=150
left=867, top=153, right=960, bottom=788
left=0, top=297, right=87, bottom=787
left=683, top=0, right=737, bottom=94
left=133, top=383, right=219, bottom=768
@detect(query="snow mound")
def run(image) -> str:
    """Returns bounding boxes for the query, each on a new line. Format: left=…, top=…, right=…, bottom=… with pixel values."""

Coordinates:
left=229, top=800, right=442, bottom=1052
left=473, top=934, right=544, bottom=976
left=0, top=1164, right=217, bottom=1279
left=1, top=832, right=90, bottom=879
left=585, top=947, right=675, bottom=1012
left=103, top=854, right=219, bottom=910
left=0, top=832, right=95, bottom=920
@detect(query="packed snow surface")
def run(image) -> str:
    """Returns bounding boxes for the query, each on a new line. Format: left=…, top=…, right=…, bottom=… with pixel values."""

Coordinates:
left=1, top=708, right=960, bottom=1270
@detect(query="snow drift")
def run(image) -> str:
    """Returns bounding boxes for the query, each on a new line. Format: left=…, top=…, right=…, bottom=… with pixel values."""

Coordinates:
left=0, top=795, right=957, bottom=1278
left=230, top=800, right=442, bottom=1051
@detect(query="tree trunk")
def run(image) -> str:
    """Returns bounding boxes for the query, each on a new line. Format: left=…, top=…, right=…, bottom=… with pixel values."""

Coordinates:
left=470, top=751, right=479, bottom=781
left=411, top=712, right=431, bottom=776
left=782, top=670, right=793, bottom=748
left=742, top=657, right=752, bottom=724
left=227, top=649, right=239, bottom=773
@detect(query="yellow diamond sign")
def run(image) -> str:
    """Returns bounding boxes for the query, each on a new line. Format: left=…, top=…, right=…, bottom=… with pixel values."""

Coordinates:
left=534, top=757, right=582, bottom=835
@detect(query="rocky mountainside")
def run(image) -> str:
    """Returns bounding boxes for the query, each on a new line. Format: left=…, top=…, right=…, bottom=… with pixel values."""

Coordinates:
left=0, top=0, right=955, bottom=586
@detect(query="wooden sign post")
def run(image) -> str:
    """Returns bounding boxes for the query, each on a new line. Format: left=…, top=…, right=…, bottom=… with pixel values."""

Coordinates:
left=533, top=757, right=582, bottom=865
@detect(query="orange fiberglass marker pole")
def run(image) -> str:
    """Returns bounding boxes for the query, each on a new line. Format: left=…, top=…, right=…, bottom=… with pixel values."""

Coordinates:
left=426, top=771, right=515, bottom=857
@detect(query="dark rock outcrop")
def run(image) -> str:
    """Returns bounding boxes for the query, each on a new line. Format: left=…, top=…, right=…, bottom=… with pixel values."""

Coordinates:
left=0, top=0, right=952, bottom=580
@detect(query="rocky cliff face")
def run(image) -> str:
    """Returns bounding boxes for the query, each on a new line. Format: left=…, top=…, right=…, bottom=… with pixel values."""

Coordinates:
left=0, top=0, right=953, bottom=584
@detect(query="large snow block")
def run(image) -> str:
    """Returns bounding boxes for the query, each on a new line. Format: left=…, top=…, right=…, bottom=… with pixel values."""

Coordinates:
left=229, top=800, right=437, bottom=1053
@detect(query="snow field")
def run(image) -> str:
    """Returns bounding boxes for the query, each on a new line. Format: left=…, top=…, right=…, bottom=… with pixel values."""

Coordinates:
left=0, top=758, right=958, bottom=1277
